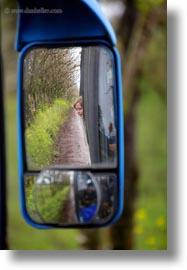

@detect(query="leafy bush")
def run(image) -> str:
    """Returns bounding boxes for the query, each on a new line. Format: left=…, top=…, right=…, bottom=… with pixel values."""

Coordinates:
left=25, top=176, right=43, bottom=222
left=34, top=185, right=71, bottom=224
left=25, top=177, right=71, bottom=224
left=26, top=99, right=71, bottom=169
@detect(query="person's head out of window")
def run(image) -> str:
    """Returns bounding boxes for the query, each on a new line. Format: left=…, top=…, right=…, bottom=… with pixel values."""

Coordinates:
left=73, top=96, right=83, bottom=118
left=108, top=122, right=113, bottom=133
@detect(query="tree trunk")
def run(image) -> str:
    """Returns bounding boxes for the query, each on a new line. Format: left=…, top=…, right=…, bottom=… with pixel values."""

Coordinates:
left=78, top=229, right=100, bottom=250
left=109, top=2, right=166, bottom=250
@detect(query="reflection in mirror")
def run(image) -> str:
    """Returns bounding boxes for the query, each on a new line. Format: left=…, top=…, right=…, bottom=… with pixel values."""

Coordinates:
left=75, top=172, right=100, bottom=224
left=94, top=174, right=117, bottom=224
left=23, top=46, right=117, bottom=170
left=24, top=170, right=117, bottom=226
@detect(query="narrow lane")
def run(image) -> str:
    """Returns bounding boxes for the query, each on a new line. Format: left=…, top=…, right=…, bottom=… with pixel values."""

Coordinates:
left=53, top=108, right=91, bottom=166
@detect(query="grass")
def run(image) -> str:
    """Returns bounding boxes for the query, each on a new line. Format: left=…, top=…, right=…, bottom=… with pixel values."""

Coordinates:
left=6, top=93, right=80, bottom=250
left=134, top=88, right=167, bottom=250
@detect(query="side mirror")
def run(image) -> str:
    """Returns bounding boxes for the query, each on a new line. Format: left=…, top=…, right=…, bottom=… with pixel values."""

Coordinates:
left=23, top=46, right=117, bottom=170
left=16, top=0, right=124, bottom=228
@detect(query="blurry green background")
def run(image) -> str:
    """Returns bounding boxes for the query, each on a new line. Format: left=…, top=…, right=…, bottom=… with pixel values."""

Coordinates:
left=1, top=0, right=166, bottom=250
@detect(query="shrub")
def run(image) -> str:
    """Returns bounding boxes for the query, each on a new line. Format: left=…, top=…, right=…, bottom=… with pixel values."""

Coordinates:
left=26, top=99, right=71, bottom=169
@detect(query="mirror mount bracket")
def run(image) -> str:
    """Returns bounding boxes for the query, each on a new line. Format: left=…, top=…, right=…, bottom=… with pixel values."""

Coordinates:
left=15, top=0, right=117, bottom=52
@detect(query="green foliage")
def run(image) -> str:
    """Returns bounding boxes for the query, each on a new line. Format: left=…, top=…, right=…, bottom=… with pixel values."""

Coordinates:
left=135, top=87, right=167, bottom=250
left=140, top=28, right=166, bottom=102
left=7, top=94, right=79, bottom=250
left=35, top=185, right=70, bottom=223
left=24, top=48, right=80, bottom=126
left=132, top=23, right=166, bottom=250
left=26, top=99, right=71, bottom=169
left=25, top=176, right=43, bottom=222
left=25, top=177, right=36, bottom=214
left=137, top=0, right=166, bottom=13
left=25, top=179, right=71, bottom=224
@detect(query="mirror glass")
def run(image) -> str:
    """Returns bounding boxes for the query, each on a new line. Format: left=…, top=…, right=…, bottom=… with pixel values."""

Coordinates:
left=24, top=170, right=117, bottom=226
left=23, top=46, right=117, bottom=170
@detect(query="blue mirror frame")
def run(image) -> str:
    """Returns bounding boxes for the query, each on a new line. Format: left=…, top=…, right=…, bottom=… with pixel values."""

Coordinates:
left=16, top=0, right=124, bottom=229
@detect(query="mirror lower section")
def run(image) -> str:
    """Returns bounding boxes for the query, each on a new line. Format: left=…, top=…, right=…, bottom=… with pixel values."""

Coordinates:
left=24, top=170, right=117, bottom=226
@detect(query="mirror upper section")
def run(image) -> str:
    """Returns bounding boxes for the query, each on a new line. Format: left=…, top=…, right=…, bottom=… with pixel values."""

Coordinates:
left=23, top=46, right=117, bottom=170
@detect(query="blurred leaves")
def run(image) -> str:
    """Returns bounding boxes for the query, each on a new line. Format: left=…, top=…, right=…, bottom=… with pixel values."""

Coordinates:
left=139, top=27, right=167, bottom=103
left=136, top=0, right=166, bottom=13
left=134, top=208, right=147, bottom=220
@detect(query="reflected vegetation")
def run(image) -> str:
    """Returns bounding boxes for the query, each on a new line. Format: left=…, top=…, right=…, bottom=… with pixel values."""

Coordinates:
left=23, top=46, right=117, bottom=170
left=24, top=170, right=117, bottom=226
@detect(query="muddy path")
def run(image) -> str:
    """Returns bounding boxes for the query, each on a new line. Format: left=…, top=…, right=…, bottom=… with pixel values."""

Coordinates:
left=53, top=108, right=91, bottom=166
